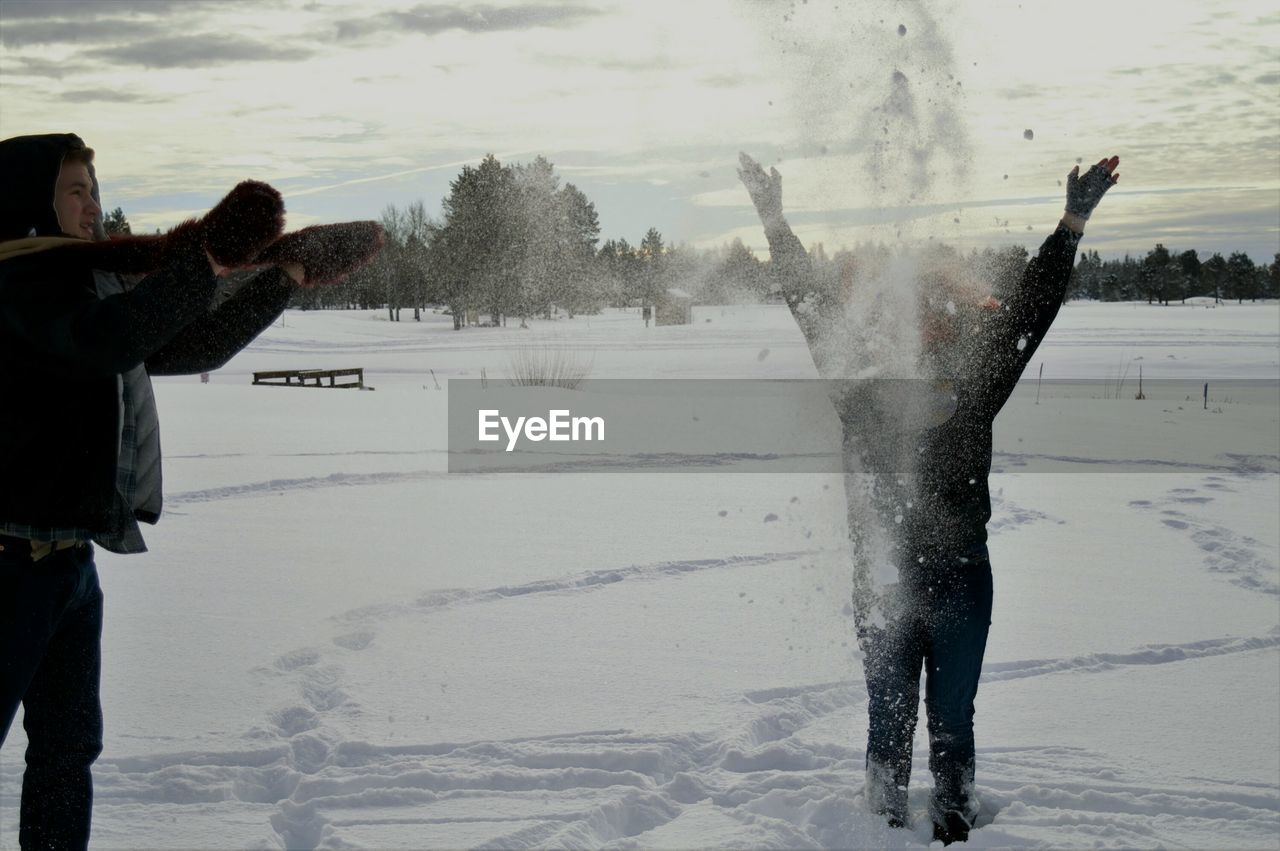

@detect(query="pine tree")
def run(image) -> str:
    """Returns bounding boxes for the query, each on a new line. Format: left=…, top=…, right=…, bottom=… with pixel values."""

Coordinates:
left=103, top=206, right=131, bottom=236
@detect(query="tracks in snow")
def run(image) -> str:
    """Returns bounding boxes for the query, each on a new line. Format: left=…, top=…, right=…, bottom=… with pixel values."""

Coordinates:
left=1128, top=474, right=1280, bottom=595
left=58, top=539, right=1279, bottom=849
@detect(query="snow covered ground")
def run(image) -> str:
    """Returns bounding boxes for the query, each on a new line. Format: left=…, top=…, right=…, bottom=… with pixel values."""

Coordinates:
left=2, top=301, right=1278, bottom=849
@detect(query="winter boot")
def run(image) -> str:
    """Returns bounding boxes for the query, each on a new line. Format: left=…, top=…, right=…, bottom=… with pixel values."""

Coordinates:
left=931, top=809, right=972, bottom=845
left=865, top=760, right=909, bottom=828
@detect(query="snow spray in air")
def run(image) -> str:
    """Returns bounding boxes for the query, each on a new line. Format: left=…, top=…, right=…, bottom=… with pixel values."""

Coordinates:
left=748, top=0, right=978, bottom=634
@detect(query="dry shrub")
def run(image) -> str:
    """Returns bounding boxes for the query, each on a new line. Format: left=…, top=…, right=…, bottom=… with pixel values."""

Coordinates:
left=507, top=345, right=593, bottom=389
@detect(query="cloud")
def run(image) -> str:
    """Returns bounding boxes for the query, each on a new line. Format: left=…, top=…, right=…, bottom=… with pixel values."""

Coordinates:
left=334, top=3, right=602, bottom=40
left=0, top=54, right=91, bottom=79
left=699, top=73, right=750, bottom=89
left=85, top=35, right=315, bottom=68
left=0, top=18, right=164, bottom=47
left=1206, top=71, right=1238, bottom=85
left=532, top=51, right=686, bottom=73
left=996, top=82, right=1048, bottom=100
left=0, top=0, right=220, bottom=17
left=57, top=88, right=173, bottom=104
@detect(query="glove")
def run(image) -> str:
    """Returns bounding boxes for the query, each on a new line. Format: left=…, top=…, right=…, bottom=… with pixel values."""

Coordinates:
left=737, top=151, right=783, bottom=221
left=1064, top=157, right=1118, bottom=221
left=254, top=221, right=385, bottom=288
left=200, top=179, right=285, bottom=267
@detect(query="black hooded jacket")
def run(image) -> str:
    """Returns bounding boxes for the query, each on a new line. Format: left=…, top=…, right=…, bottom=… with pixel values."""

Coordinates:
left=754, top=205, right=1082, bottom=570
left=836, top=225, right=1082, bottom=573
left=0, top=133, right=292, bottom=540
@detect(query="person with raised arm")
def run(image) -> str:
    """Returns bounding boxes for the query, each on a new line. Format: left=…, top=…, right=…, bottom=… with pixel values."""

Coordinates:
left=739, top=151, right=1119, bottom=844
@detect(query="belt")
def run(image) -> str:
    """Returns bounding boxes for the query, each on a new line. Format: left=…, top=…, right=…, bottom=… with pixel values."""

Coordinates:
left=0, top=533, right=85, bottom=563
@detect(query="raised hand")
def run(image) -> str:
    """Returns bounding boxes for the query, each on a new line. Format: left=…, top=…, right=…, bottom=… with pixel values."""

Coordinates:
left=155, top=180, right=284, bottom=274
left=737, top=151, right=784, bottom=221
left=1065, top=155, right=1119, bottom=223
left=199, top=180, right=286, bottom=268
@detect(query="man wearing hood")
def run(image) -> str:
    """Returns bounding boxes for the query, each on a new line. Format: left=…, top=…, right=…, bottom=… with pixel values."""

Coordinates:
left=0, top=132, right=383, bottom=849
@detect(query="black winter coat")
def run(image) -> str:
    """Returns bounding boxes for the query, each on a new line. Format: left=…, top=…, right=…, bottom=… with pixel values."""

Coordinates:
left=0, top=245, right=293, bottom=532
left=837, top=225, right=1083, bottom=568
left=0, top=132, right=291, bottom=534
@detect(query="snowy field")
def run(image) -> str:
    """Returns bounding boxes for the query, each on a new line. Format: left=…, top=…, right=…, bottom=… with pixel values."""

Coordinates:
left=3, top=301, right=1278, bottom=850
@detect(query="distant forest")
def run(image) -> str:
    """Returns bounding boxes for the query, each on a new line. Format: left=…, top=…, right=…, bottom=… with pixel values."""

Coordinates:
left=106, top=155, right=1280, bottom=325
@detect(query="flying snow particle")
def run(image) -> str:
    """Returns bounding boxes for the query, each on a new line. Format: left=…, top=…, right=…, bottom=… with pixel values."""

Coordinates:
left=764, top=513, right=779, bottom=523
left=897, top=24, right=907, bottom=36
left=1003, top=174, right=1008, bottom=180
left=1023, top=129, right=1034, bottom=140
left=757, top=347, right=771, bottom=361
left=718, top=510, right=728, bottom=517
left=1016, top=337, right=1028, bottom=351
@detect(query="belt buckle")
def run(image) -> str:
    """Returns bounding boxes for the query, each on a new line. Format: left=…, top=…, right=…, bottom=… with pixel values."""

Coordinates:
left=29, top=539, right=79, bottom=563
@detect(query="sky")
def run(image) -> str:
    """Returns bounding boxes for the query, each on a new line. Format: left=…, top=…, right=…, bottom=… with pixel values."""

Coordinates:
left=1, top=0, right=1277, bottom=262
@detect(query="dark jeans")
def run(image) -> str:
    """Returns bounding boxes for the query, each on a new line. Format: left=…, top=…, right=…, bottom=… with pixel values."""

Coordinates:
left=1, top=539, right=103, bottom=851
left=860, top=551, right=992, bottom=822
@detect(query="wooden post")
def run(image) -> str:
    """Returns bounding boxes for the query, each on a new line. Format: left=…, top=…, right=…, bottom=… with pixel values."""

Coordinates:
left=1203, top=382, right=1208, bottom=410
left=1035, top=363, right=1043, bottom=405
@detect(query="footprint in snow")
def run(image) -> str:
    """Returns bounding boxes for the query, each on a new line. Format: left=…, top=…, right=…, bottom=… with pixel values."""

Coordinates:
left=1131, top=480, right=1278, bottom=595
left=333, top=631, right=375, bottom=651
left=274, top=648, right=320, bottom=671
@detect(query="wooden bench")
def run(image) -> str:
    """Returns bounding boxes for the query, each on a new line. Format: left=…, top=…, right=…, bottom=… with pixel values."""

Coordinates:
left=252, top=368, right=367, bottom=389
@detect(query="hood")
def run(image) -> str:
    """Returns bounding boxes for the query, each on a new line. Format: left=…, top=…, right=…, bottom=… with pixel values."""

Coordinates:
left=0, top=132, right=107, bottom=243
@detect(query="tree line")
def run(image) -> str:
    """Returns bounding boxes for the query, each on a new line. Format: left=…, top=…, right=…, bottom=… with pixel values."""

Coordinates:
left=1069, top=244, right=1279, bottom=304
left=103, top=157, right=1280, bottom=323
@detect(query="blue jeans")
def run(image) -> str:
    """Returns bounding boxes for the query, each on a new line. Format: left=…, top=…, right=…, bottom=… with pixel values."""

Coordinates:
left=1, top=539, right=103, bottom=851
left=861, top=551, right=993, bottom=821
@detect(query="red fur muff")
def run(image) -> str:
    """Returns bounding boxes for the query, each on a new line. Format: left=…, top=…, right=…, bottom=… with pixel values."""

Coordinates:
left=45, top=180, right=285, bottom=274
left=255, top=221, right=385, bottom=288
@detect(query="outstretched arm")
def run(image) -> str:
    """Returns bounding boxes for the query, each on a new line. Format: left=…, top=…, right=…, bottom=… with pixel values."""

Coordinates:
left=146, top=220, right=383, bottom=374
left=144, top=267, right=295, bottom=374
left=0, top=180, right=285, bottom=378
left=738, top=152, right=820, bottom=344
left=973, top=155, right=1119, bottom=411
